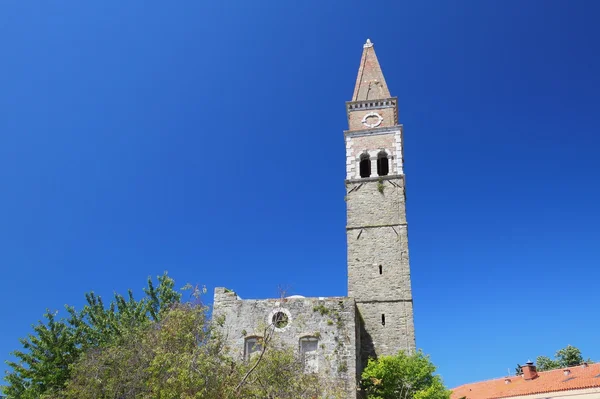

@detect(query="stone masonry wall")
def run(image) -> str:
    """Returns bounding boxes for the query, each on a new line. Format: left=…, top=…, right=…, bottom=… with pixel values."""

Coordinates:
left=347, top=223, right=411, bottom=302
left=213, top=288, right=359, bottom=398
left=357, top=300, right=415, bottom=361
left=346, top=176, right=407, bottom=229
left=345, top=177, right=416, bottom=363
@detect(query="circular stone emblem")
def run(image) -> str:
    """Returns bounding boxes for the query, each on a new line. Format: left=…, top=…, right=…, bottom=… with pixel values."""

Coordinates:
left=361, top=112, right=383, bottom=128
left=267, top=308, right=292, bottom=332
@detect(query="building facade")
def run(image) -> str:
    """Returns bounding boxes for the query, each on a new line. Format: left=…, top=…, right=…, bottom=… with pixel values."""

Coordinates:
left=213, top=39, right=415, bottom=397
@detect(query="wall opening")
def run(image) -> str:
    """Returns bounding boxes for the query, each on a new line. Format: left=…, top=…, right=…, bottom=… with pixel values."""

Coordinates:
left=299, top=336, right=319, bottom=373
left=272, top=311, right=289, bottom=328
left=381, top=314, right=386, bottom=326
left=379, top=265, right=382, bottom=275
left=359, top=153, right=371, bottom=178
left=377, top=151, right=389, bottom=176
left=244, top=337, right=263, bottom=360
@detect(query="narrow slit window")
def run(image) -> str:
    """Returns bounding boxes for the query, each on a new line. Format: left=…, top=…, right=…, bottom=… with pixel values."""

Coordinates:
left=377, top=151, right=389, bottom=176
left=359, top=154, right=371, bottom=178
left=381, top=314, right=386, bottom=326
left=379, top=265, right=382, bottom=275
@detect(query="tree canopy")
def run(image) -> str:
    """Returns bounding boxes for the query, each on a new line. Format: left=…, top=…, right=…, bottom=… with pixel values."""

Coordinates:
left=3, top=272, right=180, bottom=399
left=536, top=345, right=592, bottom=372
left=3, top=274, right=342, bottom=399
left=361, top=350, right=451, bottom=399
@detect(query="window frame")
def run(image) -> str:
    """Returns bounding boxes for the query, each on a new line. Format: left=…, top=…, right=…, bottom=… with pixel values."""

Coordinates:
left=299, top=336, right=319, bottom=373
left=244, top=336, right=263, bottom=360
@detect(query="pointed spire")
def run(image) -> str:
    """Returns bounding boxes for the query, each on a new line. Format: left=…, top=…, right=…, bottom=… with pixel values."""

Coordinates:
left=352, top=39, right=391, bottom=101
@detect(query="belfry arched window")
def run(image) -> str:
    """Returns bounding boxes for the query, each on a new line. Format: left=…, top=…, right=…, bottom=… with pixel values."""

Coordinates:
left=359, top=153, right=371, bottom=178
left=377, top=151, right=389, bottom=176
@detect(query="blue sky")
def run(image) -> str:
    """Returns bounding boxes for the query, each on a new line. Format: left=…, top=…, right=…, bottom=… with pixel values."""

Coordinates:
left=1, top=0, right=599, bottom=390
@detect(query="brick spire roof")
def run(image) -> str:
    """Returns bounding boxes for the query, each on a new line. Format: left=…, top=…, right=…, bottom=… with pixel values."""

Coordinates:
left=352, top=39, right=391, bottom=101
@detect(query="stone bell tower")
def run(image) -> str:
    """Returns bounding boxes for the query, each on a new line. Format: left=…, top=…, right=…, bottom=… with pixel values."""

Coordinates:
left=345, top=39, right=416, bottom=366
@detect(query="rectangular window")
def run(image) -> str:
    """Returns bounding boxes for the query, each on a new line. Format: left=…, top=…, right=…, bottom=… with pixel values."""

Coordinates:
left=300, top=337, right=319, bottom=373
left=245, top=337, right=263, bottom=360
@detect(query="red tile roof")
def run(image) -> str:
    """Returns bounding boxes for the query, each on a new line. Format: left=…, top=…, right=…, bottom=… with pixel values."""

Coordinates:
left=451, top=363, right=600, bottom=399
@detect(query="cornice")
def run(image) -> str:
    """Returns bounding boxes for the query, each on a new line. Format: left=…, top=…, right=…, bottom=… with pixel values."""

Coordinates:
left=345, top=175, right=404, bottom=184
left=346, top=97, right=398, bottom=111
left=344, top=124, right=403, bottom=137
left=346, top=96, right=399, bottom=127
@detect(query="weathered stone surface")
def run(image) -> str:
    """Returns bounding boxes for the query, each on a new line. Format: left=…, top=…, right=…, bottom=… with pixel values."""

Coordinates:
left=346, top=177, right=416, bottom=360
left=213, top=288, right=358, bottom=398
left=347, top=225, right=412, bottom=302
left=357, top=300, right=415, bottom=364
left=212, top=40, right=416, bottom=399
left=346, top=177, right=407, bottom=229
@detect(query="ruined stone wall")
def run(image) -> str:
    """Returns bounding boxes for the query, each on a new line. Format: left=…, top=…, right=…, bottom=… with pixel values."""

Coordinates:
left=213, top=288, right=359, bottom=398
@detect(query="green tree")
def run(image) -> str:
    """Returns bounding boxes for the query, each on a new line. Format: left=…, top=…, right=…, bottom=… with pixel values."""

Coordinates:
left=5, top=275, right=342, bottom=399
left=66, top=334, right=151, bottom=399
left=67, top=301, right=339, bottom=399
left=536, top=356, right=561, bottom=372
left=3, top=272, right=180, bottom=398
left=75, top=272, right=181, bottom=348
left=143, top=302, right=234, bottom=399
left=66, top=303, right=219, bottom=399
left=3, top=309, right=79, bottom=399
left=536, top=345, right=592, bottom=372
left=515, top=364, right=523, bottom=376
left=555, top=345, right=585, bottom=367
left=361, top=350, right=451, bottom=399
left=236, top=343, right=338, bottom=399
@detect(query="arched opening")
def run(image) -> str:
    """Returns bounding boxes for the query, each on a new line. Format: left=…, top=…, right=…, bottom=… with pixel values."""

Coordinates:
left=359, top=153, right=371, bottom=178
left=377, top=151, right=389, bottom=176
